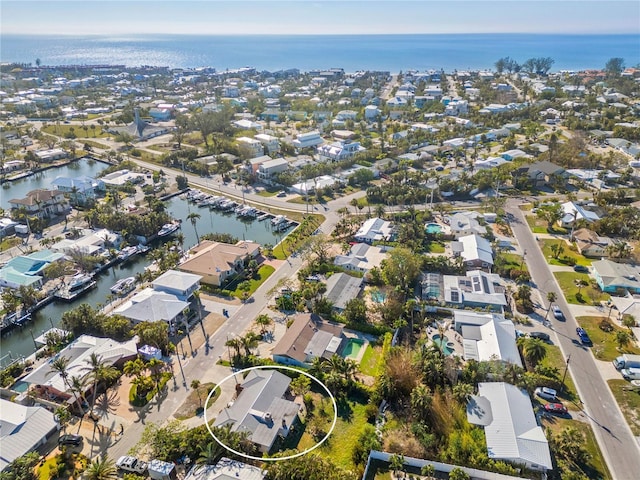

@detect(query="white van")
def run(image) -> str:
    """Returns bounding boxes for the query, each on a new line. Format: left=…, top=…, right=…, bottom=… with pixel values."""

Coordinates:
left=621, top=368, right=640, bottom=381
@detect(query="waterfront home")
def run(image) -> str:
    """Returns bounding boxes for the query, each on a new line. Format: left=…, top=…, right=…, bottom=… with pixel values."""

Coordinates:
left=114, top=288, right=190, bottom=325
left=0, top=249, right=64, bottom=289
left=22, top=335, right=138, bottom=408
left=51, top=228, right=121, bottom=256
left=9, top=189, right=69, bottom=220
left=151, top=269, right=201, bottom=301
left=184, top=459, right=266, bottom=480
left=453, top=311, right=521, bottom=366
left=272, top=313, right=345, bottom=367
left=333, top=243, right=389, bottom=274
left=0, top=399, right=59, bottom=472
left=1, top=160, right=26, bottom=173
left=591, top=260, right=640, bottom=294
left=212, top=369, right=300, bottom=453
left=467, top=382, right=552, bottom=471
left=572, top=228, right=613, bottom=257
left=101, top=169, right=146, bottom=187
left=354, top=217, right=394, bottom=244
left=323, top=272, right=363, bottom=312
left=177, top=240, right=260, bottom=287
left=257, top=158, right=288, bottom=181
left=34, top=148, right=68, bottom=163
left=451, top=234, right=494, bottom=270
left=51, top=175, right=105, bottom=203
left=421, top=270, right=507, bottom=312
left=445, top=211, right=487, bottom=239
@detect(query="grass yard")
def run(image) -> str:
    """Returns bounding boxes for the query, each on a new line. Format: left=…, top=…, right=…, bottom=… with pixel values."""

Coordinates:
left=496, top=252, right=529, bottom=273
left=576, top=316, right=640, bottom=362
left=425, top=241, right=445, bottom=254
left=0, top=236, right=21, bottom=252
left=539, top=343, right=577, bottom=400
left=540, top=239, right=592, bottom=267
left=541, top=417, right=611, bottom=480
left=554, top=272, right=609, bottom=305
left=297, top=392, right=371, bottom=470
left=257, top=188, right=280, bottom=197
left=359, top=345, right=382, bottom=377
left=42, top=124, right=110, bottom=138
left=229, top=265, right=275, bottom=297
left=526, top=215, right=568, bottom=235
left=174, top=383, right=220, bottom=420
left=607, top=379, right=640, bottom=435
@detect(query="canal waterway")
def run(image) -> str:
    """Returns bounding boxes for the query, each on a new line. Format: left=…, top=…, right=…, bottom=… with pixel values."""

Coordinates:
left=1, top=162, right=293, bottom=360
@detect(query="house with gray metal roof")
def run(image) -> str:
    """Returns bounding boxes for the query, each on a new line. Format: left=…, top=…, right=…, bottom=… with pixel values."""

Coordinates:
left=592, top=259, right=640, bottom=294
left=467, top=382, right=552, bottom=471
left=0, top=399, right=59, bottom=472
left=114, top=288, right=189, bottom=325
left=333, top=243, right=389, bottom=274
left=421, top=270, right=507, bottom=312
left=152, top=269, right=201, bottom=301
left=452, top=234, right=494, bottom=269
left=324, top=272, right=363, bottom=312
left=212, top=370, right=300, bottom=453
left=184, top=458, right=265, bottom=480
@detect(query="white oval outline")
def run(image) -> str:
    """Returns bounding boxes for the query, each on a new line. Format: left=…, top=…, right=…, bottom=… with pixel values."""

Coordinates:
left=203, top=365, right=338, bottom=462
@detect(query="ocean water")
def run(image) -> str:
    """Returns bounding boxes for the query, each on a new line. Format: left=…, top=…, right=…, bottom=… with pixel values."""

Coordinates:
left=1, top=34, right=638, bottom=72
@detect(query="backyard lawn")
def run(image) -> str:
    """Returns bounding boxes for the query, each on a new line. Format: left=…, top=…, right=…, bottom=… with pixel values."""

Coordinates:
left=576, top=316, right=640, bottom=362
left=554, top=271, right=609, bottom=305
left=540, top=239, right=592, bottom=266
left=359, top=344, right=382, bottom=377
left=425, top=241, right=445, bottom=254
left=525, top=215, right=568, bottom=235
left=229, top=265, right=275, bottom=297
left=539, top=343, right=577, bottom=400
left=541, top=417, right=611, bottom=480
left=607, top=379, right=640, bottom=435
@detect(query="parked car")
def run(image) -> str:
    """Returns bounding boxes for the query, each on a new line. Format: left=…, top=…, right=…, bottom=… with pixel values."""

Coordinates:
left=573, top=265, right=589, bottom=273
left=544, top=402, right=568, bottom=415
left=535, top=387, right=557, bottom=401
left=576, top=327, right=592, bottom=346
left=529, top=332, right=551, bottom=342
left=116, top=456, right=148, bottom=474
left=58, top=434, right=83, bottom=447
left=276, top=191, right=287, bottom=197
left=552, top=305, right=564, bottom=320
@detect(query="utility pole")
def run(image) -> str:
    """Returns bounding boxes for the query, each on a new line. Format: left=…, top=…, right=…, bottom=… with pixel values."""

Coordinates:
left=560, top=354, right=571, bottom=394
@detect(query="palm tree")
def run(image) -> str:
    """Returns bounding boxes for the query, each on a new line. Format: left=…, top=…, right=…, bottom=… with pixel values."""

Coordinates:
left=240, top=332, right=260, bottom=357
left=187, top=212, right=201, bottom=244
left=82, top=353, right=106, bottom=415
left=191, top=379, right=202, bottom=407
left=225, top=337, right=242, bottom=360
left=522, top=338, right=547, bottom=368
left=545, top=291, right=557, bottom=320
left=389, top=454, right=404, bottom=478
left=48, top=356, right=82, bottom=412
left=254, top=314, right=273, bottom=335
left=421, top=464, right=436, bottom=479
left=616, top=330, right=631, bottom=351
left=84, top=456, right=118, bottom=480
left=69, top=375, right=88, bottom=414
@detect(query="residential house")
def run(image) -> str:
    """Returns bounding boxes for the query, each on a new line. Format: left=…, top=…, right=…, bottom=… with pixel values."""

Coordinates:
left=254, top=133, right=280, bottom=154
left=9, top=189, right=69, bottom=220
left=364, top=105, right=381, bottom=121
left=333, top=243, right=389, bottom=274
left=107, top=108, right=170, bottom=141
left=445, top=211, right=487, bottom=238
left=559, top=201, right=601, bottom=228
left=515, top=161, right=566, bottom=188
left=452, top=234, right=494, bottom=269
left=453, top=311, right=521, bottom=366
left=212, top=370, right=301, bottom=453
left=324, top=272, right=363, bottom=312
left=0, top=249, right=64, bottom=289
left=177, top=240, right=260, bottom=287
left=0, top=399, right=59, bottom=472
left=101, top=169, right=146, bottom=187
left=22, top=335, right=138, bottom=406
left=292, top=131, right=323, bottom=149
left=237, top=137, right=264, bottom=158
left=152, top=269, right=202, bottom=301
left=184, top=459, right=265, bottom=480
left=257, top=158, right=289, bottom=181
left=572, top=228, right=612, bottom=257
left=591, top=260, right=640, bottom=294
left=248, top=155, right=274, bottom=175
left=467, top=382, right=552, bottom=471
left=421, top=270, right=507, bottom=312
left=50, top=175, right=105, bottom=203
left=317, top=140, right=363, bottom=162
left=34, top=148, right=68, bottom=163
left=354, top=217, right=394, bottom=244
left=272, top=313, right=345, bottom=367
left=113, top=288, right=190, bottom=326
left=51, top=228, right=120, bottom=256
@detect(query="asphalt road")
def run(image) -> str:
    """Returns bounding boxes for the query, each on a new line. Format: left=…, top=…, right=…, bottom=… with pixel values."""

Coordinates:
left=506, top=199, right=640, bottom=479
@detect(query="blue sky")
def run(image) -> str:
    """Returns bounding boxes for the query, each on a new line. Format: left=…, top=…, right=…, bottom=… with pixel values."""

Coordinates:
left=2, top=1, right=639, bottom=35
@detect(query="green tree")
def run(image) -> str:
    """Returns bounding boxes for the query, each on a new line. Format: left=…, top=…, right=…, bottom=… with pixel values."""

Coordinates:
left=1, top=452, right=40, bottom=480
left=605, top=57, right=625, bottom=77
left=254, top=314, right=273, bottom=335
left=381, top=247, right=422, bottom=294
left=521, top=338, right=547, bottom=368
left=545, top=291, right=557, bottom=320
left=266, top=452, right=358, bottom=480
left=84, top=456, right=118, bottom=480
left=616, top=330, right=631, bottom=350
left=289, top=374, right=311, bottom=397
left=449, top=467, right=471, bottom=480
left=187, top=212, right=201, bottom=244
left=176, top=175, right=189, bottom=190
left=343, top=298, right=368, bottom=325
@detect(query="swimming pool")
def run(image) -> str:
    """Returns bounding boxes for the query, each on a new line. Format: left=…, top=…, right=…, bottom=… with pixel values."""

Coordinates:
left=425, top=223, right=443, bottom=234
left=11, top=380, right=29, bottom=393
left=432, top=334, right=454, bottom=356
left=342, top=338, right=365, bottom=360
left=371, top=289, right=386, bottom=303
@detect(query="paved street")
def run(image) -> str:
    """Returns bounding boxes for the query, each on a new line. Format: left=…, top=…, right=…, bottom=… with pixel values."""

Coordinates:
left=506, top=199, right=640, bottom=479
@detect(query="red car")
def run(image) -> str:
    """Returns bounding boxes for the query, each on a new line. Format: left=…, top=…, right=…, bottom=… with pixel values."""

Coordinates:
left=544, top=403, right=568, bottom=415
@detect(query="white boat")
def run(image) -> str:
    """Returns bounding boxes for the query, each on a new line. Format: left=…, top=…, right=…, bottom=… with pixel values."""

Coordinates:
left=55, top=273, right=96, bottom=302
left=257, top=213, right=270, bottom=221
left=117, top=245, right=139, bottom=261
left=240, top=207, right=258, bottom=218
left=158, top=222, right=180, bottom=237
left=271, top=214, right=287, bottom=226
left=110, top=277, right=136, bottom=295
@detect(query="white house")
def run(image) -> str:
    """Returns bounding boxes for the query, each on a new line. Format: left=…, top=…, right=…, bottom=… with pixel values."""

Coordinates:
left=334, top=243, right=389, bottom=274
left=292, top=131, right=323, bottom=149
left=452, top=234, right=494, bottom=269
left=446, top=211, right=487, bottom=238
left=257, top=157, right=289, bottom=180
left=254, top=133, right=280, bottom=154
left=317, top=140, right=363, bottom=162
left=453, top=310, right=521, bottom=365
left=354, top=217, right=394, bottom=244
left=364, top=105, right=382, bottom=121
left=237, top=137, right=264, bottom=158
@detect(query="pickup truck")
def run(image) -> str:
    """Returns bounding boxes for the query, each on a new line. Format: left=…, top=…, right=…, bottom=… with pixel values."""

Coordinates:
left=116, top=456, right=148, bottom=474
